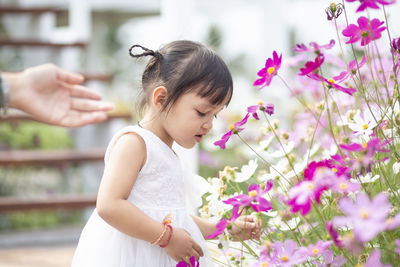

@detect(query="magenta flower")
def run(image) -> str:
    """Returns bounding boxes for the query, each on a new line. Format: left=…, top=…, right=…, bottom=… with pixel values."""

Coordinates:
left=364, top=249, right=392, bottom=267
left=206, top=218, right=229, bottom=239
left=342, top=16, right=386, bottom=46
left=214, top=113, right=250, bottom=149
left=293, top=39, right=335, bottom=53
left=247, top=102, right=274, bottom=120
left=223, top=181, right=274, bottom=215
left=340, top=137, right=390, bottom=156
left=298, top=54, right=325, bottom=76
left=332, top=192, right=391, bottom=242
left=346, top=0, right=395, bottom=12
left=176, top=256, right=199, bottom=267
left=288, top=160, right=339, bottom=215
left=254, top=51, right=282, bottom=89
left=307, top=73, right=357, bottom=95
left=392, top=37, right=400, bottom=54
left=326, top=221, right=344, bottom=248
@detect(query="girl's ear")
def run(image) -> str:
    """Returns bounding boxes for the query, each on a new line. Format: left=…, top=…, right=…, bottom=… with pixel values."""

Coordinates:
left=152, top=86, right=168, bottom=110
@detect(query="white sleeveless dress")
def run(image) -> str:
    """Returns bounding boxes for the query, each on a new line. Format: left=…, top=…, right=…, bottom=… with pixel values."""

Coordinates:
left=71, top=125, right=210, bottom=267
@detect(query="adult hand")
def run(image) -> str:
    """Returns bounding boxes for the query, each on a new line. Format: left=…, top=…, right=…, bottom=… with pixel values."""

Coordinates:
left=7, top=63, right=114, bottom=127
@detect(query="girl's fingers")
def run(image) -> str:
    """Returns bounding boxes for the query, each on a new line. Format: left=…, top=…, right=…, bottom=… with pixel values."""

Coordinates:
left=192, top=241, right=204, bottom=257
left=192, top=249, right=200, bottom=261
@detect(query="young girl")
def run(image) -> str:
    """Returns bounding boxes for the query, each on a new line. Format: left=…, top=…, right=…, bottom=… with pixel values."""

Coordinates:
left=71, top=40, right=261, bottom=267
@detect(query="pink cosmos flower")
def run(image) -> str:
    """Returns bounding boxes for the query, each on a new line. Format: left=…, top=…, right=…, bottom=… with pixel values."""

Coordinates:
left=247, top=102, right=274, bottom=120
left=176, top=256, right=199, bottom=267
left=332, top=192, right=391, bottom=242
left=307, top=73, right=357, bottom=95
left=364, top=249, right=392, bottom=267
left=293, top=39, right=335, bottom=53
left=223, top=181, right=274, bottom=216
left=298, top=54, right=325, bottom=76
left=395, top=239, right=400, bottom=255
left=330, top=175, right=360, bottom=194
left=342, top=16, right=386, bottom=46
left=269, top=240, right=308, bottom=267
left=254, top=51, right=282, bottom=89
left=346, top=0, right=395, bottom=12
left=305, top=240, right=333, bottom=257
left=214, top=113, right=250, bottom=149
left=313, top=249, right=346, bottom=267
left=333, top=56, right=367, bottom=83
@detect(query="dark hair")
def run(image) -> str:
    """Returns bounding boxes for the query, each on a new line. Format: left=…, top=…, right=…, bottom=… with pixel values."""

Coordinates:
left=129, top=40, right=233, bottom=115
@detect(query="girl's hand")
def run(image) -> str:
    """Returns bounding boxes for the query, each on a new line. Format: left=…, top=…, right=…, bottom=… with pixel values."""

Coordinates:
left=163, top=228, right=204, bottom=262
left=227, top=215, right=262, bottom=241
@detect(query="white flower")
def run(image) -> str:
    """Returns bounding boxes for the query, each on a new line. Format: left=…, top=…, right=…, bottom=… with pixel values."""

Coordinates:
left=337, top=109, right=360, bottom=127
left=350, top=172, right=380, bottom=184
left=348, top=107, right=380, bottom=137
left=269, top=141, right=295, bottom=158
left=393, top=162, right=400, bottom=174
left=235, top=159, right=258, bottom=182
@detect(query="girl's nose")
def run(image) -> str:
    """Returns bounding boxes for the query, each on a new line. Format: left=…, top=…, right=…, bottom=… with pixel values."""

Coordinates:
left=203, top=118, right=213, bottom=130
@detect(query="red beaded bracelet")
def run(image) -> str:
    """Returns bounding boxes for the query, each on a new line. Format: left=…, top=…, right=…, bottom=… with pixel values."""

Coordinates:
left=159, top=224, right=173, bottom=248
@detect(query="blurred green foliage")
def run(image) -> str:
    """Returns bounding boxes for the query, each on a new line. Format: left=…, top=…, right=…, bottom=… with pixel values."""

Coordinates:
left=0, top=122, right=73, bottom=150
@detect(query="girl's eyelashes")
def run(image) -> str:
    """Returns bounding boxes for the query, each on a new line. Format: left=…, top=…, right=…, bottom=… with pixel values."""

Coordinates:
left=197, top=110, right=207, bottom=117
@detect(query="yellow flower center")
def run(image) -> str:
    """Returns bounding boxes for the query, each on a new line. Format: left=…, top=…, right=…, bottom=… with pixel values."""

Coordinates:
left=312, top=248, right=319, bottom=255
left=248, top=190, right=257, bottom=197
left=332, top=167, right=338, bottom=173
left=355, top=264, right=364, bottom=267
left=257, top=100, right=264, bottom=105
left=361, top=210, right=369, bottom=219
left=339, top=183, right=348, bottom=190
left=362, top=142, right=367, bottom=149
left=362, top=124, right=369, bottom=130
left=281, top=255, right=289, bottom=262
left=306, top=182, right=314, bottom=190
left=229, top=124, right=234, bottom=131
left=261, top=262, right=269, bottom=267
left=227, top=252, right=233, bottom=256
left=327, top=78, right=335, bottom=84
left=267, top=67, right=275, bottom=75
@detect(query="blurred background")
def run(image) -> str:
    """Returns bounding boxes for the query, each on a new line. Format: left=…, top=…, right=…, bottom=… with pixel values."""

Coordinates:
left=0, top=0, right=399, bottom=266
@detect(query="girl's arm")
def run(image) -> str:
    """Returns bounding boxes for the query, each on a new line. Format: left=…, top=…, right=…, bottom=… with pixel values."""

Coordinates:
left=190, top=215, right=217, bottom=239
left=96, top=133, right=163, bottom=243
left=96, top=133, right=204, bottom=261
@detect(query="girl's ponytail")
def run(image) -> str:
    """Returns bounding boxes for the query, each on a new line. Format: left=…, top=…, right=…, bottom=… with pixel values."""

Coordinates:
left=129, top=45, right=162, bottom=60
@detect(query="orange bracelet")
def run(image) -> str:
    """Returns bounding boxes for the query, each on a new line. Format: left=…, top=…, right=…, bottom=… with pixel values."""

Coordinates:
left=151, top=224, right=168, bottom=246
left=150, top=214, right=173, bottom=246
left=159, top=225, right=173, bottom=248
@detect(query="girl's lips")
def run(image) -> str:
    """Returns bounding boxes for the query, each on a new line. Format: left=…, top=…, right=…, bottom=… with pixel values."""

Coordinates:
left=195, top=134, right=203, bottom=142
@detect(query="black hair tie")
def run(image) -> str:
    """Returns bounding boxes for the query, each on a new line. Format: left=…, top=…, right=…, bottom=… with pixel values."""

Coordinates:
left=129, top=44, right=162, bottom=60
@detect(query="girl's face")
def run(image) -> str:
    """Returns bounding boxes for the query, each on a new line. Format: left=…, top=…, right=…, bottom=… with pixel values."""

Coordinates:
left=161, top=91, right=227, bottom=149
